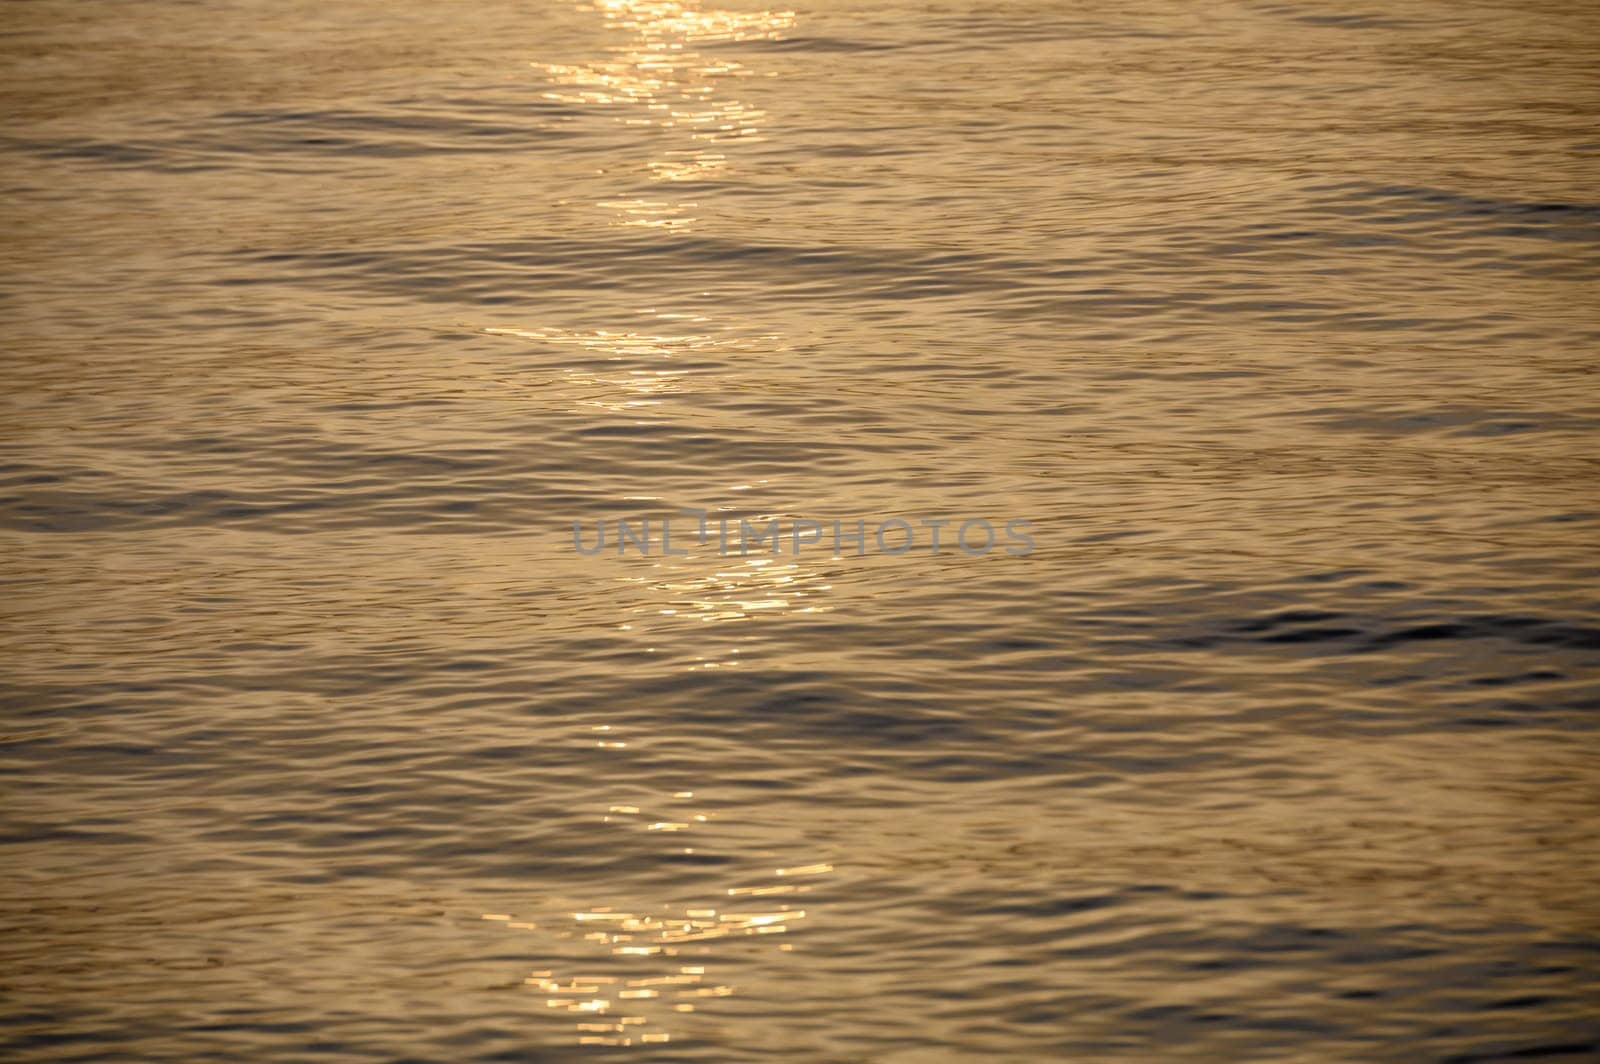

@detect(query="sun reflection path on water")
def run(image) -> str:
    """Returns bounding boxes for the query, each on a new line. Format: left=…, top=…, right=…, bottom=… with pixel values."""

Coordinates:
left=474, top=5, right=829, bottom=1047
left=540, top=0, right=794, bottom=228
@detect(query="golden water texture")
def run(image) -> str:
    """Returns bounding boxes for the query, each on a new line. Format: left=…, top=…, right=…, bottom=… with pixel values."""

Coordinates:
left=3, top=0, right=1599, bottom=1059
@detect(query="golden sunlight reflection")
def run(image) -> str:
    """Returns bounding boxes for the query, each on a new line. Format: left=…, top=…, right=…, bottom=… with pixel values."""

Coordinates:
left=617, top=552, right=835, bottom=666
left=480, top=320, right=774, bottom=417
left=539, top=0, right=794, bottom=229
left=479, top=772, right=834, bottom=1047
left=480, top=318, right=834, bottom=663
left=594, top=196, right=698, bottom=230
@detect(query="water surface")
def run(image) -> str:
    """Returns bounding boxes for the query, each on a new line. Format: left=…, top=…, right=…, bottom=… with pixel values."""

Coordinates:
left=3, top=0, right=1599, bottom=1059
